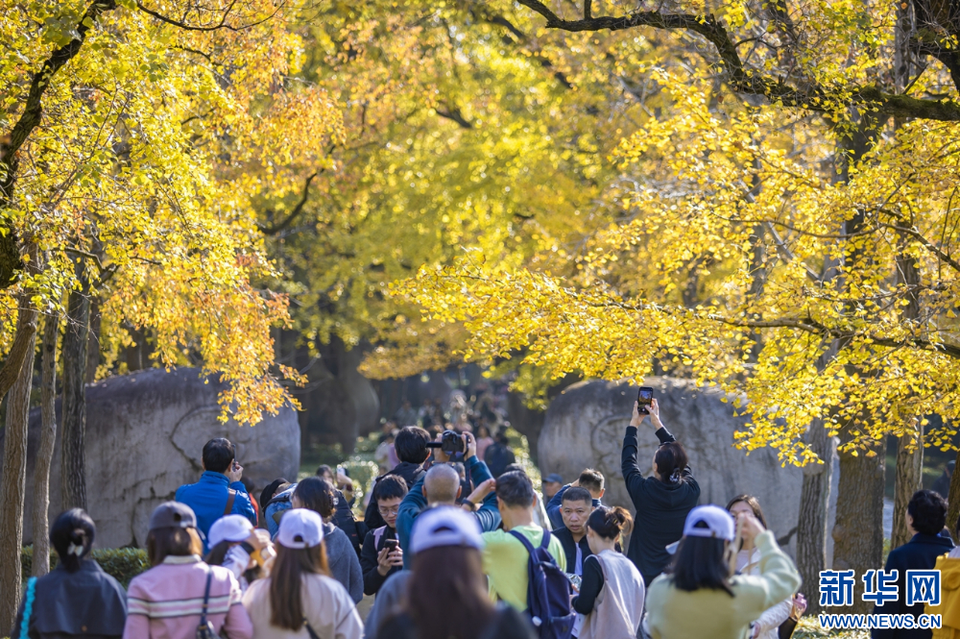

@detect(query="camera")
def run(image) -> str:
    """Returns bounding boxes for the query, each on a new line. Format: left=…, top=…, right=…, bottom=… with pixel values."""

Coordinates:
left=425, top=430, right=465, bottom=455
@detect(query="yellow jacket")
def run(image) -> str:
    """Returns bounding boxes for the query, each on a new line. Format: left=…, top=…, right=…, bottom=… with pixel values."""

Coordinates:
left=926, top=554, right=960, bottom=639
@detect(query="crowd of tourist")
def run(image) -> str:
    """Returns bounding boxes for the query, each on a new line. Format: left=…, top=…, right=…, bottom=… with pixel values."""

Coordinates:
left=11, top=395, right=960, bottom=639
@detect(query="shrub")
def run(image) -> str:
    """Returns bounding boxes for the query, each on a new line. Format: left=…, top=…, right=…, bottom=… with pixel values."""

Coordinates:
left=21, top=545, right=149, bottom=587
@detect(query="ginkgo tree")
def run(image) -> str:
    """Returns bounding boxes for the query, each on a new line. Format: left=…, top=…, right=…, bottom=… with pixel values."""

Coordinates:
left=0, top=0, right=341, bottom=623
left=391, top=0, right=960, bottom=613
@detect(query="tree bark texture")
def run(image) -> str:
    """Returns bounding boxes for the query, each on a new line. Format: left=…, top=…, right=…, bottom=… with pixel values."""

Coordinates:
left=892, top=431, right=924, bottom=550
left=61, top=281, right=90, bottom=511
left=796, top=415, right=836, bottom=615
left=0, top=313, right=37, bottom=630
left=833, top=441, right=886, bottom=613
left=86, top=298, right=100, bottom=383
left=32, top=312, right=59, bottom=577
left=946, top=448, right=960, bottom=542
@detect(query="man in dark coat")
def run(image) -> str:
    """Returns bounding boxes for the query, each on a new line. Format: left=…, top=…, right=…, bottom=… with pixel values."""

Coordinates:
left=872, top=489, right=955, bottom=639
left=551, top=486, right=594, bottom=576
left=364, top=426, right=431, bottom=529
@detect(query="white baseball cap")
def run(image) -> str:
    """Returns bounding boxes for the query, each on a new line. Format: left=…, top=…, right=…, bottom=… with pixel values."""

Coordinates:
left=410, top=506, right=483, bottom=555
left=208, top=515, right=253, bottom=548
left=277, top=508, right=325, bottom=549
left=683, top=505, right=735, bottom=541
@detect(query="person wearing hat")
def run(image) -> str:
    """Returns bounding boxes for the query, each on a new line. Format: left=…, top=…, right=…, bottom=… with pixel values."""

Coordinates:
left=644, top=504, right=801, bottom=639
left=542, top=473, right=564, bottom=502
left=241, top=508, right=363, bottom=639
left=205, top=515, right=274, bottom=593
left=376, top=507, right=536, bottom=639
left=124, top=502, right=253, bottom=639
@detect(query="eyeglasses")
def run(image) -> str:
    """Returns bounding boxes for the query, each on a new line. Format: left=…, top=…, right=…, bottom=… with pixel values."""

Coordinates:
left=378, top=506, right=400, bottom=516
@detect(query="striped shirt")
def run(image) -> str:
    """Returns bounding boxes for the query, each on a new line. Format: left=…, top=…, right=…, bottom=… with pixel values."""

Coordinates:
left=123, top=555, right=252, bottom=639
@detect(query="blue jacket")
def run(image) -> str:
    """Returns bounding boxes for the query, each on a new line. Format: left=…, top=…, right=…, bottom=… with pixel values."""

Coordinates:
left=175, top=471, right=256, bottom=550
left=872, top=532, right=955, bottom=639
left=397, top=455, right=501, bottom=568
left=546, top=484, right=603, bottom=531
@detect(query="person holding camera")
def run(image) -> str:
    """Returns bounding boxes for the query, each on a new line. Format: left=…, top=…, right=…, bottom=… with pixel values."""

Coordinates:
left=360, top=475, right=408, bottom=595
left=204, top=514, right=274, bottom=594
left=175, top=438, right=257, bottom=552
left=396, top=430, right=501, bottom=568
left=364, top=426, right=432, bottom=530
left=622, top=397, right=700, bottom=586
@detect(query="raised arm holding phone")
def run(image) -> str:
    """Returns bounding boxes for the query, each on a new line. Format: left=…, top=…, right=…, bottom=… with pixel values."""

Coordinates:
left=621, top=392, right=701, bottom=586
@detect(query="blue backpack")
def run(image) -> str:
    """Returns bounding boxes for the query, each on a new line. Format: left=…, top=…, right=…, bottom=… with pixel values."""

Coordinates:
left=507, top=529, right=575, bottom=639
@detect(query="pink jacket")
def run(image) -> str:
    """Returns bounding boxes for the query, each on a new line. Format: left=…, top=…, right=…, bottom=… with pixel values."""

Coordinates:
left=123, top=555, right=253, bottom=639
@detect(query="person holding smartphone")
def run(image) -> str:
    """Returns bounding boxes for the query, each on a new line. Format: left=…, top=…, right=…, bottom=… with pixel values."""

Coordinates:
left=360, top=475, right=409, bottom=595
left=622, top=394, right=701, bottom=586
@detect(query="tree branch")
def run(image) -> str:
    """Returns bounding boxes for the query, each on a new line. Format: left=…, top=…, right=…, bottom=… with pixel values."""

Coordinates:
left=514, top=0, right=960, bottom=121
left=136, top=0, right=283, bottom=32
left=258, top=172, right=320, bottom=235
left=0, top=0, right=118, bottom=289
left=435, top=107, right=473, bottom=129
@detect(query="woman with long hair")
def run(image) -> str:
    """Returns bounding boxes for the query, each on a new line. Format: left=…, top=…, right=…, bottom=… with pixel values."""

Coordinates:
left=621, top=397, right=700, bottom=585
left=12, top=509, right=127, bottom=638
left=205, top=514, right=274, bottom=593
left=124, top=502, right=252, bottom=639
left=575, top=507, right=645, bottom=639
left=726, top=495, right=806, bottom=639
left=241, top=508, right=363, bottom=638
left=645, top=505, right=801, bottom=639
left=377, top=506, right=535, bottom=639
left=291, top=476, right=363, bottom=603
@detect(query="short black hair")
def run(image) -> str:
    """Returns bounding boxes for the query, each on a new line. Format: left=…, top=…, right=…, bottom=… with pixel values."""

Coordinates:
left=395, top=426, right=431, bottom=464
left=202, top=438, right=235, bottom=474
left=561, top=487, right=592, bottom=507
left=496, top=471, right=535, bottom=508
left=51, top=509, right=95, bottom=572
left=315, top=465, right=333, bottom=479
left=908, top=489, right=947, bottom=535
left=374, top=475, right=409, bottom=503
left=578, top=469, right=604, bottom=493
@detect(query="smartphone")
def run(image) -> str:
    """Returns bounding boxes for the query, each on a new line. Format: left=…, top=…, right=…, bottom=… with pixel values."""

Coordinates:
left=637, top=387, right=654, bottom=415
left=384, top=539, right=399, bottom=551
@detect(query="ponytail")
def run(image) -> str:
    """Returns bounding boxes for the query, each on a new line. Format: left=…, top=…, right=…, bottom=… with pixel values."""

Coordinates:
left=655, top=442, right=688, bottom=485
left=50, top=509, right=95, bottom=572
left=587, top=506, right=634, bottom=540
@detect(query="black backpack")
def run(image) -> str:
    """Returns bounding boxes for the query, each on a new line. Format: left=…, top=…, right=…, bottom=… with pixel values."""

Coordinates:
left=507, top=529, right=575, bottom=639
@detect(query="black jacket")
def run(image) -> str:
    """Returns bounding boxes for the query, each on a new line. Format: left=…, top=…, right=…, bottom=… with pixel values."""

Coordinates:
left=12, top=560, right=127, bottom=639
left=872, top=532, right=955, bottom=639
left=364, top=462, right=425, bottom=530
left=622, top=425, right=700, bottom=586
left=552, top=526, right=593, bottom=576
left=333, top=488, right=367, bottom=558
left=360, top=525, right=401, bottom=595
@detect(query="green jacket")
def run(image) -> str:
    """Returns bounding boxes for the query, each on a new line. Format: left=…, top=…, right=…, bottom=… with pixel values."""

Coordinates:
left=646, top=530, right=801, bottom=639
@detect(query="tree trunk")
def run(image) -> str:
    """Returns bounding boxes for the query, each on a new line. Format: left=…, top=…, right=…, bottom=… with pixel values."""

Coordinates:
left=796, top=415, right=836, bottom=615
left=892, top=431, right=924, bottom=549
left=0, top=311, right=38, bottom=630
left=946, top=448, right=960, bottom=542
left=85, top=298, right=100, bottom=383
left=32, top=312, right=59, bottom=577
left=833, top=440, right=886, bottom=613
left=890, top=0, right=925, bottom=552
left=61, top=280, right=90, bottom=511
